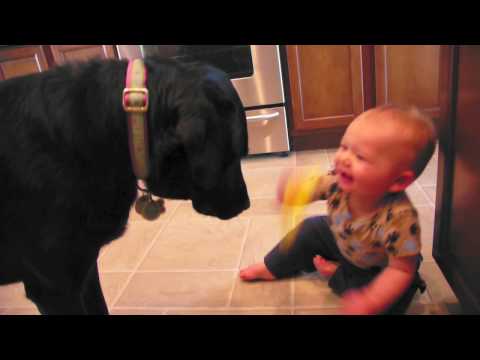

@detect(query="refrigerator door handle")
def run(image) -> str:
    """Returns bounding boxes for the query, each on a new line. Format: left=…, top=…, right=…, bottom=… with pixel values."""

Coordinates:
left=246, top=112, right=280, bottom=122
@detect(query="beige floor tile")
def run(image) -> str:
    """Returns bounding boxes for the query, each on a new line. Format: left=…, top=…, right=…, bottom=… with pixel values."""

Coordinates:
left=110, top=308, right=167, bottom=315
left=169, top=201, right=211, bottom=219
left=295, top=149, right=331, bottom=168
left=239, top=211, right=326, bottom=270
left=242, top=153, right=296, bottom=169
left=116, top=271, right=234, bottom=307
left=0, top=282, right=35, bottom=309
left=98, top=219, right=167, bottom=272
left=238, top=194, right=326, bottom=219
left=294, top=308, right=342, bottom=315
left=166, top=307, right=291, bottom=315
left=295, top=164, right=332, bottom=176
left=417, top=162, right=438, bottom=187
left=406, top=184, right=431, bottom=207
left=294, top=273, right=341, bottom=308
left=417, top=205, right=435, bottom=246
left=239, top=216, right=286, bottom=268
left=138, top=211, right=248, bottom=271
left=421, top=242, right=434, bottom=262
left=420, top=261, right=459, bottom=307
left=0, top=307, right=40, bottom=315
left=421, top=186, right=437, bottom=204
left=99, top=272, right=131, bottom=307
left=0, top=273, right=132, bottom=314
left=128, top=198, right=185, bottom=222
left=412, top=287, right=432, bottom=304
left=167, top=200, right=263, bottom=221
left=324, top=148, right=338, bottom=164
left=238, top=198, right=283, bottom=218
left=242, top=167, right=293, bottom=198
left=230, top=277, right=291, bottom=307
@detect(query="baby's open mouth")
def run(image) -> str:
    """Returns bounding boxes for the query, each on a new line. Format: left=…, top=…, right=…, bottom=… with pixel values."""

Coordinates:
left=339, top=171, right=353, bottom=183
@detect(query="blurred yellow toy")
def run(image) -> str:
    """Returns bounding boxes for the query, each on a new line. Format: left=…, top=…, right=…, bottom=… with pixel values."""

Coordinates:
left=280, top=168, right=320, bottom=253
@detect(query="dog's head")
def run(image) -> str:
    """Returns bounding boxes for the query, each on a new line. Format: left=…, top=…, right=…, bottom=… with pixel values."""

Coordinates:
left=143, top=58, right=250, bottom=220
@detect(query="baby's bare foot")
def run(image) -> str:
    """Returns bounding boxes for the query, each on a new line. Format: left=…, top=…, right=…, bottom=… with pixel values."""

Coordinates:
left=313, top=255, right=339, bottom=278
left=239, top=263, right=276, bottom=281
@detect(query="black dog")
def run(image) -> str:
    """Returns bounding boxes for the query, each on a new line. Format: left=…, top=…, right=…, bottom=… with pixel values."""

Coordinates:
left=0, top=57, right=250, bottom=314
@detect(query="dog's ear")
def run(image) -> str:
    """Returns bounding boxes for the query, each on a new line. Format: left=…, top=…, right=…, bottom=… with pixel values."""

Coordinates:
left=175, top=112, right=222, bottom=191
left=201, top=72, right=248, bottom=157
left=173, top=65, right=247, bottom=191
left=202, top=78, right=235, bottom=116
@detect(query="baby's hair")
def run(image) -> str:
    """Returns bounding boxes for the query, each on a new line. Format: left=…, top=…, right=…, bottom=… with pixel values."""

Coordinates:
left=363, top=104, right=438, bottom=177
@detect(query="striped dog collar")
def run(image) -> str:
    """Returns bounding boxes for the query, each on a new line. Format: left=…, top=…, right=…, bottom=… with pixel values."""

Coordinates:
left=123, top=58, right=150, bottom=180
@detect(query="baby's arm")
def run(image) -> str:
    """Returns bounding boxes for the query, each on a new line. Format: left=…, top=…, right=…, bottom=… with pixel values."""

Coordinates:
left=341, top=256, right=418, bottom=315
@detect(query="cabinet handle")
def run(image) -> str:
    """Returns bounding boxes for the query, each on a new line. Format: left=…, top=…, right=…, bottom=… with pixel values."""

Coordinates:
left=246, top=112, right=280, bottom=122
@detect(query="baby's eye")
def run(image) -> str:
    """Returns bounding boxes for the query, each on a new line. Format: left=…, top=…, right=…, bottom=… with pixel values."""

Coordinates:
left=356, top=154, right=366, bottom=161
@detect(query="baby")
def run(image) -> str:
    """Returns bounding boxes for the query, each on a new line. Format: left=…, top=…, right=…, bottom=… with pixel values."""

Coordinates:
left=240, top=105, right=437, bottom=315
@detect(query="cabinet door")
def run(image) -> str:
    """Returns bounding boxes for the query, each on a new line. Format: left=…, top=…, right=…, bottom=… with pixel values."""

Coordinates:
left=287, top=45, right=367, bottom=134
left=434, top=45, right=480, bottom=313
left=0, top=46, right=49, bottom=80
left=50, top=45, right=116, bottom=65
left=375, top=45, right=441, bottom=118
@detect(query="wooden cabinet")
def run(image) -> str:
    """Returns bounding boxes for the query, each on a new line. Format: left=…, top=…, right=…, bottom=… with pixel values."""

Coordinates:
left=0, top=46, right=49, bottom=80
left=434, top=45, right=480, bottom=313
left=286, top=45, right=374, bottom=150
left=375, top=45, right=441, bottom=118
left=50, top=45, right=116, bottom=65
left=0, top=45, right=117, bottom=81
left=285, top=45, right=441, bottom=150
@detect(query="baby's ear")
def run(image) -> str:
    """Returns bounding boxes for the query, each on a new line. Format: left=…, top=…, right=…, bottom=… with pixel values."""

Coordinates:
left=388, top=170, right=416, bottom=193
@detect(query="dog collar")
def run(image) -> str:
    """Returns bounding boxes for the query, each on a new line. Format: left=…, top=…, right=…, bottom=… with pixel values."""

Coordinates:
left=123, top=59, right=166, bottom=221
left=123, top=59, right=150, bottom=180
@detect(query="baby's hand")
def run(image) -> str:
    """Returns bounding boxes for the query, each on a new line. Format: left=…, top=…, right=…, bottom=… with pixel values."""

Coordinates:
left=277, top=168, right=318, bottom=206
left=313, top=255, right=338, bottom=278
left=341, top=288, right=379, bottom=315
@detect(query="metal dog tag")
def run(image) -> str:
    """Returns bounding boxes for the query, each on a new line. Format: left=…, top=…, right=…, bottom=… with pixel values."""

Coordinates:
left=135, top=192, right=165, bottom=221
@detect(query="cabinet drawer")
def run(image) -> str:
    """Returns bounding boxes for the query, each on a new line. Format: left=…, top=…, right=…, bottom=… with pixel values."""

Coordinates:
left=246, top=106, right=290, bottom=155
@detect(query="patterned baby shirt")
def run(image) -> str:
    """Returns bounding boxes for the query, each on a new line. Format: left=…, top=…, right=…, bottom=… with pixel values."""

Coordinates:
left=313, top=173, right=421, bottom=269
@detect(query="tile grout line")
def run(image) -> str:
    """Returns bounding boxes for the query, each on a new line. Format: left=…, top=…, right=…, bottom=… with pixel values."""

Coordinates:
left=294, top=149, right=332, bottom=315
left=324, top=148, right=337, bottom=167
left=414, top=181, right=435, bottom=209
left=108, top=201, right=183, bottom=309
left=97, top=202, right=186, bottom=262
left=323, top=148, right=332, bottom=167
left=226, top=218, right=252, bottom=308
left=244, top=164, right=332, bottom=174
left=109, top=303, right=342, bottom=315
left=104, top=269, right=246, bottom=273
left=242, top=165, right=295, bottom=172
left=112, top=306, right=294, bottom=312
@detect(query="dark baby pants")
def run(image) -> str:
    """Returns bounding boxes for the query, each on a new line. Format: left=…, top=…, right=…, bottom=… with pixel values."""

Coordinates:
left=264, top=216, right=426, bottom=315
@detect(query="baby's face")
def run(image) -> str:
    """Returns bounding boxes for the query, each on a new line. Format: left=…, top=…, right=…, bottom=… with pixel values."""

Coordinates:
left=333, top=115, right=414, bottom=197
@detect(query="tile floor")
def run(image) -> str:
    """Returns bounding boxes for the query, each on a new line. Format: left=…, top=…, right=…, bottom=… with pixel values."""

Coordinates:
left=0, top=148, right=462, bottom=315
